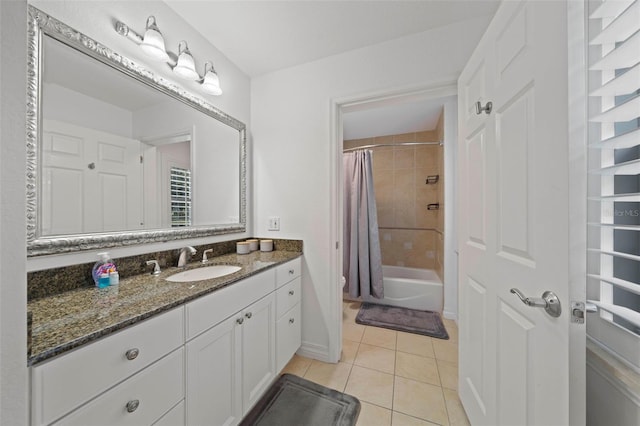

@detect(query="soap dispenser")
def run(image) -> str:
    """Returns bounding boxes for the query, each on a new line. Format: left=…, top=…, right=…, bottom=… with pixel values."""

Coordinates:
left=92, top=252, right=115, bottom=288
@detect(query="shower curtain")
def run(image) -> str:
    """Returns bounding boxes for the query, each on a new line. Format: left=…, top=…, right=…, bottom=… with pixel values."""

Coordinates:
left=343, top=150, right=384, bottom=299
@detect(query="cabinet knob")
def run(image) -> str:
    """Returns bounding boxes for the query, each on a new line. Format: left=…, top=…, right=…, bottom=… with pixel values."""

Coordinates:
left=289, top=269, right=294, bottom=275
left=289, top=318, right=295, bottom=324
left=126, top=399, right=139, bottom=413
left=236, top=317, right=244, bottom=325
left=245, top=312, right=252, bottom=319
left=125, top=348, right=139, bottom=361
left=288, top=290, right=294, bottom=296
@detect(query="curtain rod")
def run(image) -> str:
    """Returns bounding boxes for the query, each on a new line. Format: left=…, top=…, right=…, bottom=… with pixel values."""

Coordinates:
left=343, top=141, right=442, bottom=152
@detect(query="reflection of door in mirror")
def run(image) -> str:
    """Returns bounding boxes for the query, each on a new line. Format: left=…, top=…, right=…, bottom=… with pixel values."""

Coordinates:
left=41, top=120, right=143, bottom=236
left=141, top=135, right=192, bottom=229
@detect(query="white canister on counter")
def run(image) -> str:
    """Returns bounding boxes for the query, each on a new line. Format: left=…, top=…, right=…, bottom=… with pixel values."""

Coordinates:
left=246, top=239, right=259, bottom=251
left=260, top=239, right=273, bottom=252
left=236, top=242, right=250, bottom=255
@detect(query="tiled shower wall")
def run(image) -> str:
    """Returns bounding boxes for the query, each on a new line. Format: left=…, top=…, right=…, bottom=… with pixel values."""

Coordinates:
left=345, top=113, right=445, bottom=278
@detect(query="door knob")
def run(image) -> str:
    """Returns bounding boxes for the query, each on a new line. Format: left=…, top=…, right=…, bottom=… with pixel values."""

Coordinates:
left=510, top=288, right=562, bottom=318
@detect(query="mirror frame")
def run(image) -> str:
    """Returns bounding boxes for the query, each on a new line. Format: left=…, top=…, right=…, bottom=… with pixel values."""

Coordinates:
left=26, top=6, right=247, bottom=256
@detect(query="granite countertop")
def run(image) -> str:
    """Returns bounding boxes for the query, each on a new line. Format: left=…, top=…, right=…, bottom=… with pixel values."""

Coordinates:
left=28, top=250, right=302, bottom=366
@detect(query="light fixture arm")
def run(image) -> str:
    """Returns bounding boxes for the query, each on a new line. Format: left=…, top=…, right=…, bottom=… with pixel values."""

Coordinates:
left=115, top=21, right=141, bottom=44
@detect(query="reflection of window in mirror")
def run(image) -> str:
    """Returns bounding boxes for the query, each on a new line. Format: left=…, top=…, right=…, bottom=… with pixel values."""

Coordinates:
left=170, top=166, right=191, bottom=227
left=141, top=136, right=192, bottom=229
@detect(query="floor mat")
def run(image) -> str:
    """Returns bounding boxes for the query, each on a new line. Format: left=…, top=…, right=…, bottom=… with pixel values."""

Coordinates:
left=355, top=302, right=449, bottom=339
left=240, top=374, right=361, bottom=426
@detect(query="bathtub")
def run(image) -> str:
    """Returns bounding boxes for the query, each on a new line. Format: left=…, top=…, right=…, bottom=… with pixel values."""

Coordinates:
left=363, top=265, right=443, bottom=312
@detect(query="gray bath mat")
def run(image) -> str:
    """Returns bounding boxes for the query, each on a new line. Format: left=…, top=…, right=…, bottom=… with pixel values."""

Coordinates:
left=356, top=303, right=449, bottom=339
left=240, top=374, right=361, bottom=426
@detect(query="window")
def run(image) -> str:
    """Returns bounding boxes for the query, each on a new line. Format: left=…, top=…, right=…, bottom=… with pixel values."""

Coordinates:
left=587, top=0, right=640, bottom=369
left=170, top=166, right=191, bottom=227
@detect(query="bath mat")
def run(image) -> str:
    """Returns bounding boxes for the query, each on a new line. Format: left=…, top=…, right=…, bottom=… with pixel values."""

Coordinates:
left=355, top=303, right=449, bottom=339
left=240, top=374, right=360, bottom=426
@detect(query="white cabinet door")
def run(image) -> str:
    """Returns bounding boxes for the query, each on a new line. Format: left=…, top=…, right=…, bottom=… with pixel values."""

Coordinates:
left=186, top=315, right=242, bottom=426
left=241, top=294, right=276, bottom=413
left=457, top=0, right=583, bottom=424
left=276, top=303, right=301, bottom=372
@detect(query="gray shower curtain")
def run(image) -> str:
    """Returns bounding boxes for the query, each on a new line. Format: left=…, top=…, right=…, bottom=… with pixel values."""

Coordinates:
left=343, top=150, right=384, bottom=299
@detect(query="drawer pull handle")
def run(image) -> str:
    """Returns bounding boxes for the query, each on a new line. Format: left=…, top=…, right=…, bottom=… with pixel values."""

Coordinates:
left=289, top=290, right=294, bottom=296
left=245, top=312, right=252, bottom=319
left=126, top=399, right=139, bottom=413
left=125, top=348, right=139, bottom=361
left=236, top=317, right=244, bottom=325
left=289, top=269, right=294, bottom=275
left=289, top=318, right=295, bottom=324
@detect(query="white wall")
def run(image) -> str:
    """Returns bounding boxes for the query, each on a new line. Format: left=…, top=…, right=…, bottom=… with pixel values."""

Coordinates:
left=252, top=17, right=489, bottom=358
left=0, top=1, right=28, bottom=423
left=27, top=0, right=252, bottom=272
left=133, top=100, right=241, bottom=226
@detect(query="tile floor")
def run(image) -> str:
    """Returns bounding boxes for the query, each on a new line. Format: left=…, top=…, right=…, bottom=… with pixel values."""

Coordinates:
left=280, top=301, right=470, bottom=426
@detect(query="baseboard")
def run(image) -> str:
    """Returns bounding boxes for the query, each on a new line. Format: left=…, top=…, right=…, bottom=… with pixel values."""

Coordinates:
left=297, top=341, right=331, bottom=363
left=443, top=310, right=458, bottom=321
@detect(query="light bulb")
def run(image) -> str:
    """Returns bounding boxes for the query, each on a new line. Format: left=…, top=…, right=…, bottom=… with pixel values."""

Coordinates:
left=173, top=41, right=199, bottom=80
left=139, top=16, right=169, bottom=62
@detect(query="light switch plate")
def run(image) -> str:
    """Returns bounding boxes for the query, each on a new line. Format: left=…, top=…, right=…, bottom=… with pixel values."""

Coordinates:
left=268, top=216, right=280, bottom=231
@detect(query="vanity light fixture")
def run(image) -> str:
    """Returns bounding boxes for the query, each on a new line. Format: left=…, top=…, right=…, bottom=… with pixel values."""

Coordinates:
left=173, top=41, right=199, bottom=80
left=201, top=62, right=222, bottom=95
left=138, top=16, right=170, bottom=62
left=115, top=17, right=222, bottom=95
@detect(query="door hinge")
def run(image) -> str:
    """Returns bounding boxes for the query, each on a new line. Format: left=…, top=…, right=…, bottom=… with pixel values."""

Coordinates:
left=336, top=241, right=339, bottom=249
left=571, top=301, right=585, bottom=324
left=140, top=155, right=143, bottom=164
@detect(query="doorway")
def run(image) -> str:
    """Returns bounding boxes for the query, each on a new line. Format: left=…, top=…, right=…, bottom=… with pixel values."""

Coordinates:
left=329, top=83, right=458, bottom=363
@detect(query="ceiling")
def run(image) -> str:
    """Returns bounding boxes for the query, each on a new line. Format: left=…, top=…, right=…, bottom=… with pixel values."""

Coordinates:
left=164, top=0, right=499, bottom=139
left=343, top=95, right=456, bottom=141
left=165, top=0, right=500, bottom=78
left=44, top=35, right=168, bottom=112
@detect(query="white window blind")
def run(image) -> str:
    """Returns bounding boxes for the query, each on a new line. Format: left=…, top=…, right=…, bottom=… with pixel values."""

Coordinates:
left=170, top=166, right=191, bottom=227
left=587, top=0, right=640, bottom=367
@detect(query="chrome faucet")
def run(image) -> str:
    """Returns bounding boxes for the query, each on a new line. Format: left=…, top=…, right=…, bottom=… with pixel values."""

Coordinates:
left=202, top=249, right=213, bottom=264
left=178, top=246, right=196, bottom=267
left=146, top=260, right=161, bottom=275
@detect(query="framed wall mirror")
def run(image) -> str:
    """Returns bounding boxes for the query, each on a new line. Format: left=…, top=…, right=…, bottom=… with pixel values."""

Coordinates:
left=26, top=6, right=247, bottom=256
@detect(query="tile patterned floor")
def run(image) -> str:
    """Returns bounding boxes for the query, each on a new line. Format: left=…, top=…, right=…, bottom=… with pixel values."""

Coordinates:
left=280, top=301, right=470, bottom=426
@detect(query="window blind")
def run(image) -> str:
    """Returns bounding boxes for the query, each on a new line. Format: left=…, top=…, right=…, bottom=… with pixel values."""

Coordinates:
left=587, top=0, right=640, bottom=351
left=170, top=166, right=191, bottom=227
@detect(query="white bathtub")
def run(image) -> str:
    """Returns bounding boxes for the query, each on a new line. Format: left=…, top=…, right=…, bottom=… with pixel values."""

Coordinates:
left=363, top=265, right=443, bottom=312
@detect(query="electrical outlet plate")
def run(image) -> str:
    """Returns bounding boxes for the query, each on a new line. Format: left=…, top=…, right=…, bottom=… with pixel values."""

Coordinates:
left=268, top=216, right=280, bottom=231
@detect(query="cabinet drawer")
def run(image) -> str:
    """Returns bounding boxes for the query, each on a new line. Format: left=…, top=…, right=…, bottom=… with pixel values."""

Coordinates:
left=186, top=269, right=275, bottom=340
left=32, top=307, right=184, bottom=426
left=276, top=303, right=301, bottom=372
left=276, top=277, right=301, bottom=319
left=55, top=348, right=184, bottom=426
left=275, top=258, right=301, bottom=288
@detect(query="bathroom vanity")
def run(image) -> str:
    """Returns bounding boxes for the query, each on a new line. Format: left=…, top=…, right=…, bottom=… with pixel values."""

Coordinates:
left=24, top=6, right=304, bottom=425
left=29, top=254, right=302, bottom=426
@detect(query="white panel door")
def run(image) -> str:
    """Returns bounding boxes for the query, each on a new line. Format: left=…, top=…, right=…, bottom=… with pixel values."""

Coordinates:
left=457, top=1, right=583, bottom=424
left=242, top=294, right=276, bottom=413
left=186, top=315, right=243, bottom=426
left=42, top=120, right=142, bottom=234
left=41, top=125, right=86, bottom=235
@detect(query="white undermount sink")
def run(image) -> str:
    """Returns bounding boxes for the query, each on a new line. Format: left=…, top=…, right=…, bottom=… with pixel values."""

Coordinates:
left=166, top=265, right=242, bottom=283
